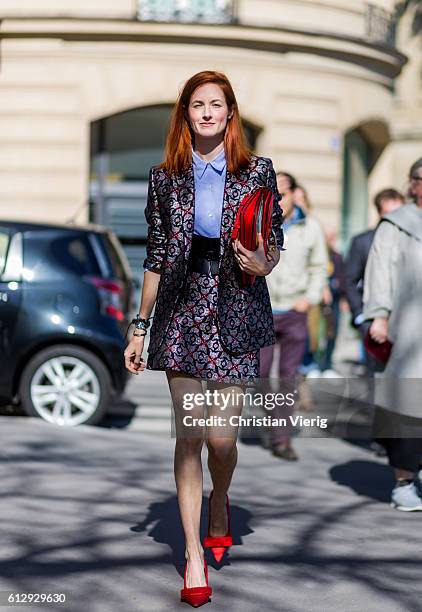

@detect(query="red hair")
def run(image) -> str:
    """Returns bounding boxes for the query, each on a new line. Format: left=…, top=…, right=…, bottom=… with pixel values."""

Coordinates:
left=159, top=71, right=251, bottom=176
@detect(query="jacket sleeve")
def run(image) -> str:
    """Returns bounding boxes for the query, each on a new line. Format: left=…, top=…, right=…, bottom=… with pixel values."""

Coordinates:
left=305, top=217, right=329, bottom=305
left=266, top=159, right=284, bottom=251
left=143, top=167, right=166, bottom=274
left=344, top=236, right=367, bottom=324
left=363, top=221, right=398, bottom=320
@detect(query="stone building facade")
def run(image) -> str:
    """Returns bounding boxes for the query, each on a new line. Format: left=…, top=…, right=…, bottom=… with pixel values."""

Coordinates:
left=0, top=0, right=420, bottom=271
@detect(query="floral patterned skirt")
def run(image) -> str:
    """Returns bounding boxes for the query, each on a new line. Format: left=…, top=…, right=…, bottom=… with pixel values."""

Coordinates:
left=146, top=271, right=259, bottom=384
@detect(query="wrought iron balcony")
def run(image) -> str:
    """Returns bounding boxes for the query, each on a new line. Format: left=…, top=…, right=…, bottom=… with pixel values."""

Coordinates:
left=137, top=0, right=236, bottom=24
left=365, top=3, right=396, bottom=47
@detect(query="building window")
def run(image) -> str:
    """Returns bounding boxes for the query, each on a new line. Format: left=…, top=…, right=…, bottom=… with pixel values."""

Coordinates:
left=137, top=0, right=235, bottom=24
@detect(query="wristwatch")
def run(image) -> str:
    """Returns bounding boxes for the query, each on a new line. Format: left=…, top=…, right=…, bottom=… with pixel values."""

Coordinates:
left=131, top=314, right=151, bottom=337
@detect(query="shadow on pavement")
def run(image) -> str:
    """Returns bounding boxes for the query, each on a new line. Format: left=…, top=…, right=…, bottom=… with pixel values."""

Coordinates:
left=99, top=395, right=138, bottom=429
left=130, top=495, right=254, bottom=574
left=1, top=419, right=421, bottom=611
left=330, top=459, right=394, bottom=502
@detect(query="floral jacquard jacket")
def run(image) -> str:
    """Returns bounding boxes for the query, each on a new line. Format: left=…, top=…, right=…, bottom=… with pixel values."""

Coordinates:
left=143, top=154, right=284, bottom=357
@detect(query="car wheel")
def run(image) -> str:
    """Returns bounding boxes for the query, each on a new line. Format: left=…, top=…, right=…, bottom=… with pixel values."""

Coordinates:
left=19, top=345, right=111, bottom=426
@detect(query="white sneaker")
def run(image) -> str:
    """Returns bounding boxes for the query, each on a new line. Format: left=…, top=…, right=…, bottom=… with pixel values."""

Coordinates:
left=306, top=369, right=321, bottom=379
left=391, top=482, right=422, bottom=511
left=321, top=369, right=342, bottom=378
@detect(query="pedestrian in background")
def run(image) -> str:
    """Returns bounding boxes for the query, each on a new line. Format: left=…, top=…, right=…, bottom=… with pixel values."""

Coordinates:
left=124, top=70, right=283, bottom=605
left=345, top=189, right=404, bottom=457
left=296, top=184, right=322, bottom=377
left=294, top=183, right=312, bottom=213
left=318, top=229, right=346, bottom=374
left=363, top=158, right=422, bottom=511
left=261, top=172, right=328, bottom=460
left=345, top=188, right=404, bottom=362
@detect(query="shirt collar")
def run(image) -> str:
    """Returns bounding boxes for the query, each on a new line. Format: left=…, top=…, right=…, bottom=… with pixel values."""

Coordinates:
left=283, top=204, right=306, bottom=231
left=192, top=147, right=226, bottom=178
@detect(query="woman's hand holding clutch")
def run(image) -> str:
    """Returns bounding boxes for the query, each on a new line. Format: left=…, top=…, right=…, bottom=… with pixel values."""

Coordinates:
left=232, top=232, right=279, bottom=276
left=369, top=316, right=389, bottom=344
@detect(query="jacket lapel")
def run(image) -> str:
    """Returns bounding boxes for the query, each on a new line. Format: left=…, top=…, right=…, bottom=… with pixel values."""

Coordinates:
left=173, top=164, right=195, bottom=261
left=219, top=167, right=250, bottom=261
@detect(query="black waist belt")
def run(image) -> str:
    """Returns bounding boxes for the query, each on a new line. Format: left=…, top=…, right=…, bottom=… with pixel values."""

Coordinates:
left=188, top=235, right=220, bottom=275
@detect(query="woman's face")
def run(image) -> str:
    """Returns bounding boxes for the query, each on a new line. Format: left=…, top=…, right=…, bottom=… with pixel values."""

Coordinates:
left=187, top=83, right=232, bottom=142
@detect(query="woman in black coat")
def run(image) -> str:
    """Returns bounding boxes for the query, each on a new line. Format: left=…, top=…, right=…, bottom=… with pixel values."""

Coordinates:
left=124, top=70, right=283, bottom=605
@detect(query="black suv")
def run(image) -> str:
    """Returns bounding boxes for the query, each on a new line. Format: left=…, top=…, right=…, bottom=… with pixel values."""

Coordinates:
left=0, top=220, right=134, bottom=426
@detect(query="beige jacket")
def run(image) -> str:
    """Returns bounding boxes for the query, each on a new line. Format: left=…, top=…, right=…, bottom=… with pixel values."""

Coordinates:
left=266, top=207, right=328, bottom=311
left=363, top=203, right=422, bottom=417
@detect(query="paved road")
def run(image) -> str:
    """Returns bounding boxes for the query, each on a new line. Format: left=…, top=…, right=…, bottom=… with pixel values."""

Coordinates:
left=1, top=365, right=422, bottom=612
left=104, top=369, right=174, bottom=435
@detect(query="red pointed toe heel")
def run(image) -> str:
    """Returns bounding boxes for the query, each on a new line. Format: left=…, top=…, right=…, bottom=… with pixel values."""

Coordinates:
left=180, top=559, right=212, bottom=608
left=203, top=490, right=233, bottom=563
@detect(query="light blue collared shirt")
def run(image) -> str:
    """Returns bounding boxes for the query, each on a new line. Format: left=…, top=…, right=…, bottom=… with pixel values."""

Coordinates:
left=192, top=147, right=227, bottom=238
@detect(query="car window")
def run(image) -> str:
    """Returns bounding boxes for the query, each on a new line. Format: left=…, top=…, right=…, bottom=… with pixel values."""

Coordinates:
left=0, top=231, right=10, bottom=276
left=24, top=231, right=101, bottom=279
left=98, top=233, right=132, bottom=281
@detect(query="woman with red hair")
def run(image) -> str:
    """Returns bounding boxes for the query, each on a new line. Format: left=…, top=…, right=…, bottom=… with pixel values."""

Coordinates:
left=124, top=71, right=283, bottom=606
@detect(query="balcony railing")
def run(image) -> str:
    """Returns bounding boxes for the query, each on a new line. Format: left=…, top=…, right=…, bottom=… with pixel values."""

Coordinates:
left=137, top=0, right=236, bottom=24
left=137, top=1, right=397, bottom=48
left=365, top=3, right=396, bottom=47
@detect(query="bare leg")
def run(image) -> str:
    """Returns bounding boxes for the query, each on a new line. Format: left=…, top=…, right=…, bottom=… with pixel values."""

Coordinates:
left=167, top=370, right=206, bottom=588
left=206, top=382, right=244, bottom=536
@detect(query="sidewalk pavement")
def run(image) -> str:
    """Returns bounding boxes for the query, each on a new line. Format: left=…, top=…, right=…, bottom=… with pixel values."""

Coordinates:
left=1, top=392, right=422, bottom=612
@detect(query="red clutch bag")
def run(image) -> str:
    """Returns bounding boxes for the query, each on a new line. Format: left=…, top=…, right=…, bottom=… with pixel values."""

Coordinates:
left=364, top=329, right=393, bottom=365
left=231, top=187, right=274, bottom=286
